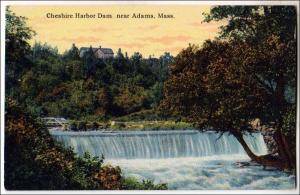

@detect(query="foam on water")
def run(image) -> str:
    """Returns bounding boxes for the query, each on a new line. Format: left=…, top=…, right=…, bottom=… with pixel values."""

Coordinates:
left=49, top=129, right=295, bottom=190
left=106, top=156, right=295, bottom=190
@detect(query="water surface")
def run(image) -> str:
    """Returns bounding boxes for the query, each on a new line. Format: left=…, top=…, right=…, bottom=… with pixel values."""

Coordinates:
left=50, top=129, right=295, bottom=190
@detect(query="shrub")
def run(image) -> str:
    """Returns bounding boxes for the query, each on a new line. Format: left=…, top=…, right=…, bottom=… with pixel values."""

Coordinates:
left=94, top=165, right=122, bottom=190
left=69, top=121, right=78, bottom=131
left=282, top=104, right=296, bottom=163
left=92, top=121, right=100, bottom=129
left=122, top=177, right=167, bottom=190
left=77, top=121, right=87, bottom=131
left=119, top=122, right=126, bottom=128
left=5, top=101, right=113, bottom=190
left=5, top=100, right=168, bottom=190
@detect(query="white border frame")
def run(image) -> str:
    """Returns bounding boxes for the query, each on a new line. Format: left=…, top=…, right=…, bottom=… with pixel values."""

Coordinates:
left=1, top=1, right=299, bottom=194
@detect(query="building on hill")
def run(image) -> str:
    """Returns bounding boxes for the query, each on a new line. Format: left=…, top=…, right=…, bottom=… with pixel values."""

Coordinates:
left=79, top=46, right=114, bottom=59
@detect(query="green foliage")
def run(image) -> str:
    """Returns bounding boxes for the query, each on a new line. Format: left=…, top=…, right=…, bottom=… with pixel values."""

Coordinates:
left=161, top=5, right=296, bottom=134
left=122, top=177, right=167, bottom=190
left=92, top=121, right=100, bottom=129
left=16, top=49, right=172, bottom=119
left=160, top=6, right=297, bottom=168
left=5, top=100, right=103, bottom=190
left=77, top=121, right=88, bottom=131
left=203, top=6, right=296, bottom=43
left=141, top=121, right=193, bottom=131
left=9, top=36, right=172, bottom=121
left=64, top=43, right=80, bottom=61
left=69, top=120, right=100, bottom=131
left=282, top=104, right=296, bottom=160
left=107, top=120, right=193, bottom=131
left=5, top=100, right=167, bottom=190
left=69, top=121, right=79, bottom=131
left=113, top=85, right=148, bottom=115
left=114, top=109, right=162, bottom=121
left=5, top=6, right=36, bottom=95
left=32, top=42, right=59, bottom=60
left=203, top=6, right=297, bottom=123
left=5, top=8, right=173, bottom=120
left=203, top=6, right=297, bottom=167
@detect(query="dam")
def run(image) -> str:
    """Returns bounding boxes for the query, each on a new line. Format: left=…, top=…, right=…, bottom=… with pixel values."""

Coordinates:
left=49, top=129, right=295, bottom=190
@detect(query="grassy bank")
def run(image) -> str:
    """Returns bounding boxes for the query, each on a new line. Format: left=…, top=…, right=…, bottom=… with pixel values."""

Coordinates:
left=68, top=120, right=195, bottom=131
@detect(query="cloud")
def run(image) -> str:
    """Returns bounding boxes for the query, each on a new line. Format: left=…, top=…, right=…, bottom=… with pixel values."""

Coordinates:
left=54, top=36, right=102, bottom=43
left=137, top=24, right=160, bottom=30
left=188, top=21, right=224, bottom=30
left=141, top=35, right=192, bottom=45
left=112, top=42, right=145, bottom=49
left=189, top=21, right=202, bottom=26
left=89, top=26, right=111, bottom=32
left=82, top=26, right=121, bottom=32
left=162, top=46, right=184, bottom=54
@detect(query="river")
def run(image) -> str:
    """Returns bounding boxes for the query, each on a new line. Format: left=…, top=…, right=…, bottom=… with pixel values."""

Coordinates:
left=50, top=129, right=295, bottom=190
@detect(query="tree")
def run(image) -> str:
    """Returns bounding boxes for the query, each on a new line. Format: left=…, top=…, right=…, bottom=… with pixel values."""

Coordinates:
left=160, top=42, right=221, bottom=122
left=131, top=52, right=143, bottom=76
left=62, top=43, right=80, bottom=61
left=32, top=42, right=59, bottom=62
left=5, top=99, right=102, bottom=190
left=157, top=52, right=173, bottom=82
left=160, top=6, right=297, bottom=169
left=5, top=6, right=36, bottom=96
left=113, top=85, right=147, bottom=115
left=204, top=5, right=297, bottom=169
left=5, top=100, right=167, bottom=190
left=113, top=48, right=129, bottom=74
left=203, top=6, right=296, bottom=43
left=82, top=46, right=97, bottom=78
left=65, top=59, right=84, bottom=80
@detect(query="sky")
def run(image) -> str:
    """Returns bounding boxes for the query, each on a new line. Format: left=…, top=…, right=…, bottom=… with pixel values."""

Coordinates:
left=11, top=5, right=225, bottom=57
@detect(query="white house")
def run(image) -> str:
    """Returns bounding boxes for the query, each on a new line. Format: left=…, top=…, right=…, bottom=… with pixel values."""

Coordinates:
left=79, top=46, right=114, bottom=59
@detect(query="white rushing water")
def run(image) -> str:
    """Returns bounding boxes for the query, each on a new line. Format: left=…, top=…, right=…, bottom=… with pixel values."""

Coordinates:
left=107, top=155, right=295, bottom=190
left=50, top=129, right=295, bottom=190
left=50, top=130, right=268, bottom=158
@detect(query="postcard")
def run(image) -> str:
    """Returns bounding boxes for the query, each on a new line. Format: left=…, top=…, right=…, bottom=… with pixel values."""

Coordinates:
left=0, top=0, right=299, bottom=194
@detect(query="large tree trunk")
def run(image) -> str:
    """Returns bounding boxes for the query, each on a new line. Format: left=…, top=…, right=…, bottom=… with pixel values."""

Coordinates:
left=274, top=129, right=295, bottom=169
left=232, top=132, right=259, bottom=161
left=232, top=131, right=287, bottom=169
left=273, top=71, right=295, bottom=169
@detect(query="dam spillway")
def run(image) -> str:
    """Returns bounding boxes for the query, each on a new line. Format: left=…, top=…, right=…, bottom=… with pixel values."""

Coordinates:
left=49, top=130, right=268, bottom=159
left=49, top=129, right=295, bottom=190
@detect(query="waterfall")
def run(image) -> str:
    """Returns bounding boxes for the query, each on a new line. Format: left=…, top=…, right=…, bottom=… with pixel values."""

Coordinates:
left=50, top=130, right=268, bottom=159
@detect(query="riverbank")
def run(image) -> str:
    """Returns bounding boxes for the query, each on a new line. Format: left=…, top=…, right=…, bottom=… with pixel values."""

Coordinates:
left=67, top=120, right=195, bottom=131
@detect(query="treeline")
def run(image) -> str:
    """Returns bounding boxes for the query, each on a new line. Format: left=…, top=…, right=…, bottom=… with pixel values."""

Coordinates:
left=7, top=41, right=173, bottom=120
